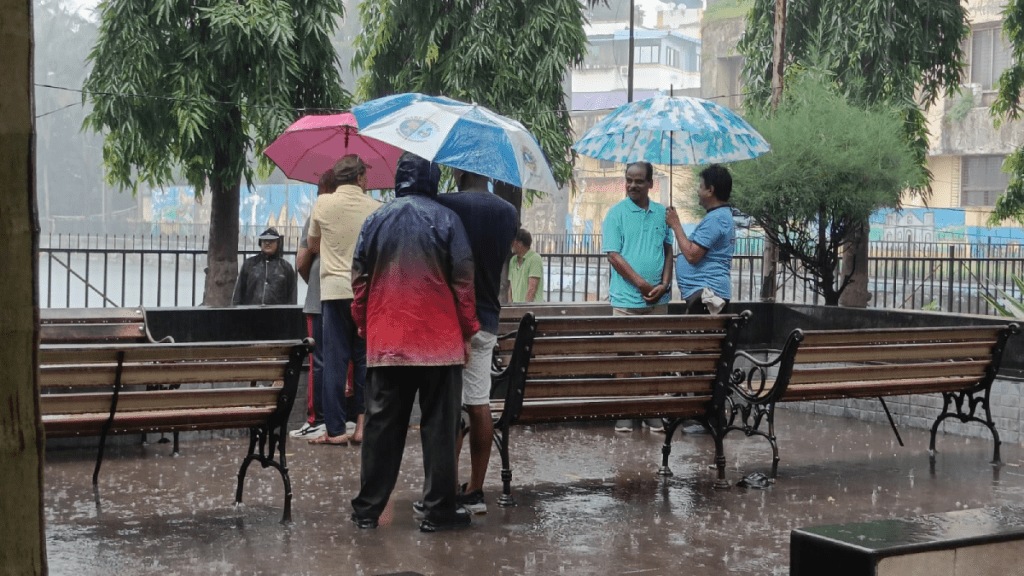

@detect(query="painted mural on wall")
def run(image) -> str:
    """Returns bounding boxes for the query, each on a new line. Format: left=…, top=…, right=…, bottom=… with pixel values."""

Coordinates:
left=149, top=183, right=318, bottom=233
left=870, top=207, right=1024, bottom=245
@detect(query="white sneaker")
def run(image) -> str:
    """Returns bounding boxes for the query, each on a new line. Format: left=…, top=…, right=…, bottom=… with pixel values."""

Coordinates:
left=290, top=422, right=325, bottom=439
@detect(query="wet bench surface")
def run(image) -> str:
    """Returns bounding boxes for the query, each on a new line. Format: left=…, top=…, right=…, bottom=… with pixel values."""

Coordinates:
left=725, top=324, right=1020, bottom=478
left=490, top=310, right=751, bottom=503
left=791, top=506, right=1024, bottom=576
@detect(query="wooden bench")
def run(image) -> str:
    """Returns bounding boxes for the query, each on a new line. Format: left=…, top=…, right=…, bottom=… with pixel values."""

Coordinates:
left=724, top=323, right=1020, bottom=478
left=40, top=307, right=173, bottom=344
left=490, top=310, right=751, bottom=505
left=40, top=338, right=314, bottom=523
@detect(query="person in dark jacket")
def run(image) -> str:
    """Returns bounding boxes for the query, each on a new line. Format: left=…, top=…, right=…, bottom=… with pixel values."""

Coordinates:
left=232, top=227, right=297, bottom=306
left=349, top=152, right=479, bottom=533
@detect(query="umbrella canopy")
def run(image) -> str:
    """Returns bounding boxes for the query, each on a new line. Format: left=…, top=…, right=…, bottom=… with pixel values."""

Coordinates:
left=352, top=93, right=560, bottom=194
left=572, top=95, right=769, bottom=166
left=263, top=112, right=404, bottom=190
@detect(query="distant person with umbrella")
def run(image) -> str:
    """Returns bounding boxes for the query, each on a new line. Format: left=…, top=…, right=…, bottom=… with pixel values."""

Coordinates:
left=666, top=164, right=735, bottom=315
left=232, top=227, right=296, bottom=306
left=307, top=155, right=381, bottom=447
left=350, top=152, right=479, bottom=532
left=603, top=161, right=673, bottom=434
left=435, top=168, right=519, bottom=515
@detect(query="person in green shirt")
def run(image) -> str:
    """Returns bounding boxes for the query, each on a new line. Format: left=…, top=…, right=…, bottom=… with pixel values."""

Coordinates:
left=509, top=228, right=544, bottom=302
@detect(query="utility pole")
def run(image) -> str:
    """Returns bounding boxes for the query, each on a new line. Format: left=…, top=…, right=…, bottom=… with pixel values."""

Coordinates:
left=760, top=0, right=786, bottom=301
left=627, top=0, right=635, bottom=103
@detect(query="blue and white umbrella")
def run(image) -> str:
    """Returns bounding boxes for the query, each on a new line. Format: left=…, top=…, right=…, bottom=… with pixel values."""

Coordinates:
left=572, top=95, right=770, bottom=166
left=352, top=93, right=560, bottom=194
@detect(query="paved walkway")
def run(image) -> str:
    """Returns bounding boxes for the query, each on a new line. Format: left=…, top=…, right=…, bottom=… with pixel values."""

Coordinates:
left=44, top=409, right=1024, bottom=575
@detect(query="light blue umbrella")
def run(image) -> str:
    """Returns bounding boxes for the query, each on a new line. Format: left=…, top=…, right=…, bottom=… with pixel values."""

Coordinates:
left=352, top=93, right=560, bottom=194
left=573, top=94, right=769, bottom=166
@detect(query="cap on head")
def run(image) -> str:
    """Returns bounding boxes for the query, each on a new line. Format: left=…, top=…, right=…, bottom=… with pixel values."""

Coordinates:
left=258, top=227, right=281, bottom=242
left=333, top=154, right=368, bottom=184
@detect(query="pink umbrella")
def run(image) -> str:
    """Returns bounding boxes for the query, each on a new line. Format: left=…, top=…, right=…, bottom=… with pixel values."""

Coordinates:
left=263, top=112, right=403, bottom=189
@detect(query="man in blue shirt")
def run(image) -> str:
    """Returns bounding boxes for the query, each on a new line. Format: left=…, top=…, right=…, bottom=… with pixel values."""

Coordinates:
left=667, top=164, right=736, bottom=314
left=602, top=161, right=674, bottom=433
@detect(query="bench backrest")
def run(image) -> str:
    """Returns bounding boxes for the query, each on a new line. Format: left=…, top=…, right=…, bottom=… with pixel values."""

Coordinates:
left=40, top=307, right=172, bottom=344
left=39, top=339, right=312, bottom=437
left=493, top=311, right=750, bottom=426
left=766, top=324, right=1020, bottom=403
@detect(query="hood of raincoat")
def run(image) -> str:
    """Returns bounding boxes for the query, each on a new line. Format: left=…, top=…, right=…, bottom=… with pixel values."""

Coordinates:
left=394, top=152, right=440, bottom=198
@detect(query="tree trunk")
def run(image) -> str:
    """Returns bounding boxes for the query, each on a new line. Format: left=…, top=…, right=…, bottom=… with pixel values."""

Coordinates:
left=0, top=1, right=47, bottom=573
left=203, top=175, right=241, bottom=307
left=493, top=181, right=523, bottom=305
left=839, top=219, right=871, bottom=308
left=760, top=0, right=787, bottom=302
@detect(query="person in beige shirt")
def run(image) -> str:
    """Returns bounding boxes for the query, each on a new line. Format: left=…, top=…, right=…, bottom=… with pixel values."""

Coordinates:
left=307, top=154, right=382, bottom=446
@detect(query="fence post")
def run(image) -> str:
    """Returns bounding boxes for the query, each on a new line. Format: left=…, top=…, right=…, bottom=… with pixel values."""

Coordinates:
left=946, top=244, right=955, bottom=312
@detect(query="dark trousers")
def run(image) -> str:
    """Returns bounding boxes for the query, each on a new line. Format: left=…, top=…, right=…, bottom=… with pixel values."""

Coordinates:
left=682, top=290, right=730, bottom=315
left=322, top=299, right=366, bottom=436
left=305, top=313, right=324, bottom=425
left=351, top=365, right=463, bottom=521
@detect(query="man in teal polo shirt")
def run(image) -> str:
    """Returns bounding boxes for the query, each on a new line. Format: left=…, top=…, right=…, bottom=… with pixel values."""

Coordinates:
left=602, top=161, right=674, bottom=433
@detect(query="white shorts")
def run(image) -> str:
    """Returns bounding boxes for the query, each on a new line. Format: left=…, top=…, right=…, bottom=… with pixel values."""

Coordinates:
left=463, top=331, right=498, bottom=406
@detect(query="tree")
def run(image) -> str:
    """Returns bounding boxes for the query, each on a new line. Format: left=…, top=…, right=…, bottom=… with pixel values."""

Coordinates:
left=990, top=0, right=1024, bottom=226
left=738, top=0, right=968, bottom=306
left=729, top=75, right=919, bottom=305
left=83, top=0, right=350, bottom=306
left=351, top=0, right=597, bottom=209
left=1, top=0, right=45, bottom=573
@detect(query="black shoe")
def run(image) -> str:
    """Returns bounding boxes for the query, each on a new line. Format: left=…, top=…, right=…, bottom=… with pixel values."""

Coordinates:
left=412, top=500, right=426, bottom=519
left=350, top=512, right=378, bottom=529
left=419, top=507, right=471, bottom=533
left=457, top=488, right=487, bottom=514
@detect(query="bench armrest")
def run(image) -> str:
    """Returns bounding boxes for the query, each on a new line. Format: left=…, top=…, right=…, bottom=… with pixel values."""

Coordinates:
left=724, top=329, right=804, bottom=405
left=491, top=313, right=538, bottom=429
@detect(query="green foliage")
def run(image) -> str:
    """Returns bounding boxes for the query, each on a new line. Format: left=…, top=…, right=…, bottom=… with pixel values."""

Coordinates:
left=738, top=0, right=968, bottom=191
left=729, top=74, right=919, bottom=304
left=83, top=0, right=350, bottom=195
left=990, top=0, right=1024, bottom=226
left=703, top=0, right=755, bottom=23
left=946, top=88, right=976, bottom=123
left=982, top=275, right=1024, bottom=319
left=352, top=0, right=592, bottom=202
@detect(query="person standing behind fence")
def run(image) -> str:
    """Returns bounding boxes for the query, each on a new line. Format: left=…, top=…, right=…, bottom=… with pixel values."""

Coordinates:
left=307, top=155, right=381, bottom=446
left=290, top=172, right=333, bottom=440
left=509, top=228, right=544, bottom=303
left=603, top=161, right=673, bottom=434
left=349, top=152, right=479, bottom=532
left=435, top=168, right=518, bottom=515
left=666, top=164, right=735, bottom=315
left=232, top=227, right=297, bottom=306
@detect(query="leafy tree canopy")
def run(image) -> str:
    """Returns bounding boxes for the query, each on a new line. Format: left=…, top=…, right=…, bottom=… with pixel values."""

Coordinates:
left=729, top=73, right=919, bottom=304
left=738, top=0, right=967, bottom=189
left=990, top=0, right=1024, bottom=225
left=83, top=0, right=350, bottom=195
left=352, top=0, right=593, bottom=201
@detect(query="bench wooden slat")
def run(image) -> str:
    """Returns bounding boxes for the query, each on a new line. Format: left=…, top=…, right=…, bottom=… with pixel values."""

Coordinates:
left=798, top=326, right=1005, bottom=347
left=524, top=375, right=716, bottom=398
left=526, top=353, right=718, bottom=377
left=42, top=406, right=275, bottom=437
left=40, top=323, right=148, bottom=344
left=511, top=395, right=710, bottom=423
left=789, top=360, right=990, bottom=385
left=40, top=360, right=287, bottom=388
left=40, top=307, right=145, bottom=322
left=529, top=334, right=724, bottom=356
left=795, top=342, right=994, bottom=364
left=40, top=341, right=302, bottom=364
left=780, top=375, right=981, bottom=401
left=532, top=315, right=733, bottom=335
left=40, top=387, right=282, bottom=415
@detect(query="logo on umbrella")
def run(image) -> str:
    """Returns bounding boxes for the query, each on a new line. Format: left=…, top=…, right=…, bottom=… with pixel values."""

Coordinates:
left=398, top=118, right=438, bottom=142
left=521, top=147, right=538, bottom=175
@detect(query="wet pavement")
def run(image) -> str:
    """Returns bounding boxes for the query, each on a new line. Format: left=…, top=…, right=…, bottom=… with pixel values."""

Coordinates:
left=44, top=410, right=1024, bottom=576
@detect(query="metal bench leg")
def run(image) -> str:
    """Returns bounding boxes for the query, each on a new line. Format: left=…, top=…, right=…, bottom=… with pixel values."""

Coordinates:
left=712, top=431, right=729, bottom=490
left=658, top=418, right=681, bottom=477
left=93, top=351, right=125, bottom=485
left=236, top=427, right=293, bottom=524
left=493, top=425, right=515, bottom=507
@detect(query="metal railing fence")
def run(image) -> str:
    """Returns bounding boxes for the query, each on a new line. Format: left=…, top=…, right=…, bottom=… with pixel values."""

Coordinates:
left=38, top=233, right=1024, bottom=315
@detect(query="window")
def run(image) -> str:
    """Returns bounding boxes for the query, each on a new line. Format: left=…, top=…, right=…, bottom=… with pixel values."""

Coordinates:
left=599, top=159, right=616, bottom=170
left=961, top=156, right=1008, bottom=207
left=970, top=26, right=1013, bottom=90
left=634, top=45, right=660, bottom=64
left=665, top=48, right=680, bottom=68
